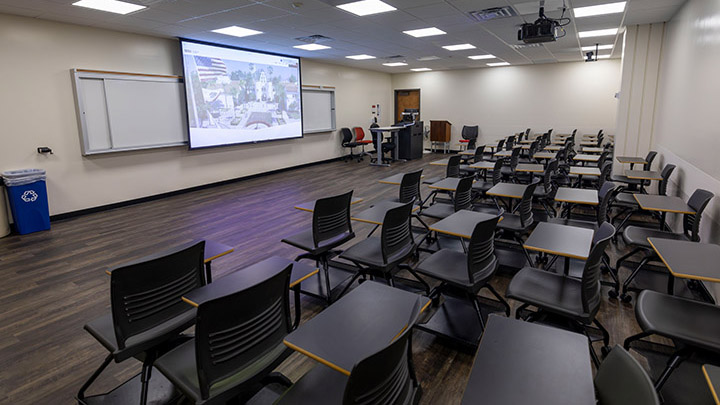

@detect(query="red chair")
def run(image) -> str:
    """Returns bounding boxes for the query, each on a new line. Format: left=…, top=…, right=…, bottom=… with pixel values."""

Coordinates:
left=353, top=127, right=374, bottom=158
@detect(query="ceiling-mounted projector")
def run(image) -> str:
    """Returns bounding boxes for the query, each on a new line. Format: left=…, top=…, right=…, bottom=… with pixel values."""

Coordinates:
left=517, top=2, right=570, bottom=44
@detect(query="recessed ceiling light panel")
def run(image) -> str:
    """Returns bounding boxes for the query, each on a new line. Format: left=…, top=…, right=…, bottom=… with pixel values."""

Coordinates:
left=581, top=44, right=613, bottom=51
left=212, top=26, right=263, bottom=38
left=574, top=2, right=626, bottom=18
left=487, top=62, right=510, bottom=67
left=72, top=0, right=145, bottom=14
left=383, top=62, right=408, bottom=67
left=403, top=27, right=446, bottom=38
left=417, top=56, right=441, bottom=61
left=442, top=44, right=476, bottom=51
left=346, top=54, right=376, bottom=60
left=337, top=0, right=396, bottom=16
left=578, top=28, right=619, bottom=38
left=294, top=44, right=331, bottom=51
left=468, top=54, right=495, bottom=60
left=411, top=68, right=432, bottom=71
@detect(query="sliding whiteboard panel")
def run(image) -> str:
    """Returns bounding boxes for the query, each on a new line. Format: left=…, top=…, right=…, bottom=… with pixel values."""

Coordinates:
left=72, top=69, right=188, bottom=155
left=302, top=88, right=335, bottom=134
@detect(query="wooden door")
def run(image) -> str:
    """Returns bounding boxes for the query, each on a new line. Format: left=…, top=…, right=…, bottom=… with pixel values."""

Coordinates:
left=395, top=89, right=420, bottom=122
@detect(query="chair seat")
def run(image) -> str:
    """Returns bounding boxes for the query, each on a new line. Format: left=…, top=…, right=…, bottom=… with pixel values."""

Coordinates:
left=415, top=249, right=496, bottom=289
left=548, top=217, right=597, bottom=231
left=281, top=229, right=354, bottom=256
left=339, top=237, right=412, bottom=270
left=496, top=214, right=529, bottom=232
left=610, top=175, right=642, bottom=185
left=635, top=290, right=720, bottom=353
left=154, top=338, right=290, bottom=402
left=622, top=226, right=689, bottom=248
left=422, top=176, right=443, bottom=185
left=459, top=164, right=476, bottom=173
left=357, top=140, right=373, bottom=144
left=421, top=202, right=456, bottom=220
left=533, top=187, right=551, bottom=198
left=84, top=310, right=196, bottom=362
left=500, top=167, right=515, bottom=176
left=614, top=192, right=639, bottom=206
left=506, top=268, right=590, bottom=322
left=471, top=181, right=493, bottom=193
left=343, top=142, right=359, bottom=148
left=275, top=365, right=347, bottom=405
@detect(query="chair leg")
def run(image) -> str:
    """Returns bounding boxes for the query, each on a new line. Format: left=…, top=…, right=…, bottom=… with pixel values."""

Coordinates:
left=654, top=348, right=692, bottom=391
left=620, top=254, right=654, bottom=300
left=139, top=353, right=156, bottom=405
left=338, top=270, right=363, bottom=300
left=292, top=285, right=302, bottom=330
left=623, top=331, right=653, bottom=350
left=321, top=257, right=333, bottom=305
left=472, top=295, right=486, bottom=332
left=592, top=318, right=610, bottom=348
left=77, top=353, right=113, bottom=401
left=398, top=263, right=431, bottom=295
left=515, top=303, right=530, bottom=319
left=482, top=283, right=511, bottom=316
left=615, top=247, right=643, bottom=276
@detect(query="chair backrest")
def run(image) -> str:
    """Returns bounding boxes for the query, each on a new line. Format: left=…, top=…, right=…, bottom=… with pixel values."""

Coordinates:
left=473, top=145, right=485, bottom=163
left=595, top=345, right=659, bottom=405
left=518, top=180, right=540, bottom=227
left=195, top=264, right=292, bottom=400
left=496, top=139, right=505, bottom=152
left=527, top=140, right=539, bottom=158
left=110, top=241, right=206, bottom=351
left=597, top=161, right=613, bottom=189
left=597, top=182, right=618, bottom=225
left=525, top=128, right=531, bottom=138
left=446, top=155, right=462, bottom=178
left=341, top=127, right=354, bottom=145
left=343, top=305, right=420, bottom=404
left=683, top=189, right=714, bottom=241
left=508, top=147, right=521, bottom=169
left=312, top=191, right=354, bottom=247
left=505, top=137, right=514, bottom=150
left=381, top=201, right=415, bottom=264
left=352, top=127, right=366, bottom=142
left=581, top=222, right=615, bottom=318
left=399, top=170, right=423, bottom=204
left=454, top=176, right=475, bottom=212
left=462, top=125, right=479, bottom=141
left=491, top=159, right=503, bottom=185
left=467, top=212, right=502, bottom=284
left=643, top=151, right=657, bottom=171
left=543, top=159, right=558, bottom=194
left=657, top=164, right=676, bottom=196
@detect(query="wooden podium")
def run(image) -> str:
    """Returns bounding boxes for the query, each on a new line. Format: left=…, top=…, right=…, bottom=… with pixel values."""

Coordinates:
left=430, top=120, right=451, bottom=153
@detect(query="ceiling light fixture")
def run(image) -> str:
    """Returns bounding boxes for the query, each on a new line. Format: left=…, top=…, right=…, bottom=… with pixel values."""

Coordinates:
left=383, top=62, right=408, bottom=67
left=346, top=54, right=376, bottom=60
left=578, top=28, right=619, bottom=38
left=403, top=27, right=446, bottom=38
left=468, top=54, right=495, bottom=60
left=293, top=44, right=331, bottom=51
left=72, top=0, right=145, bottom=14
left=212, top=26, right=263, bottom=38
left=337, top=0, right=396, bottom=16
left=487, top=62, right=510, bottom=67
left=442, top=44, right=476, bottom=51
left=573, top=2, right=626, bottom=18
left=581, top=44, right=612, bottom=51
left=411, top=68, right=432, bottom=71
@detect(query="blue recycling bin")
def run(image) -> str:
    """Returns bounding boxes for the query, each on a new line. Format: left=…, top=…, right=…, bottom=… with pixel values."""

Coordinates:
left=3, top=170, right=50, bottom=235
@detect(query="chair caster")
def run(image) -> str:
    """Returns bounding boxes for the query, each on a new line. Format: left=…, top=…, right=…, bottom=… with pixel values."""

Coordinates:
left=608, top=289, right=619, bottom=299
left=620, top=293, right=632, bottom=303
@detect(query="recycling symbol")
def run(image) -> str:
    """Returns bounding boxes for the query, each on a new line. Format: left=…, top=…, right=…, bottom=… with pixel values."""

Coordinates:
left=21, top=190, right=38, bottom=203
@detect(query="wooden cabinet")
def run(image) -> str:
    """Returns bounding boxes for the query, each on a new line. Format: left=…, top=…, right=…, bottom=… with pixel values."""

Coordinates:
left=430, top=120, right=451, bottom=142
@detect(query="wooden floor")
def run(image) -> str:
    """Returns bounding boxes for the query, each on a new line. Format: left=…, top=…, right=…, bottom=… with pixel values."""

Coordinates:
left=0, top=152, right=661, bottom=404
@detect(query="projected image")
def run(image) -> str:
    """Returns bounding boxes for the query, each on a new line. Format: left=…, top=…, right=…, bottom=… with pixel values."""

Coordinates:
left=181, top=40, right=302, bottom=148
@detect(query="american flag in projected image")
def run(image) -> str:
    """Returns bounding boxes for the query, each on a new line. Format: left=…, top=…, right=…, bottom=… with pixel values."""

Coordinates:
left=194, top=56, right=227, bottom=81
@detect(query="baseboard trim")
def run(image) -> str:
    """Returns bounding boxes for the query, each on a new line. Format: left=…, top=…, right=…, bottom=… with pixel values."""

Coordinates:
left=50, top=156, right=344, bottom=222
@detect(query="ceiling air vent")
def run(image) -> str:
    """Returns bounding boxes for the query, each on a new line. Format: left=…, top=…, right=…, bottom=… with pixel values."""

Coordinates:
left=511, top=43, right=542, bottom=49
left=468, top=6, right=517, bottom=22
left=384, top=55, right=405, bottom=59
left=294, top=34, right=334, bottom=44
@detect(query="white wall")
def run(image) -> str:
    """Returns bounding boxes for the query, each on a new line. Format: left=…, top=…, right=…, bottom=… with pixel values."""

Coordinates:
left=391, top=60, right=621, bottom=147
left=0, top=13, right=392, bottom=216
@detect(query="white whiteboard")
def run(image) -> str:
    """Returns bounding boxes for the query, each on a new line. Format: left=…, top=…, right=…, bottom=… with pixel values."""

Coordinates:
left=72, top=69, right=188, bottom=155
left=302, top=88, right=335, bottom=134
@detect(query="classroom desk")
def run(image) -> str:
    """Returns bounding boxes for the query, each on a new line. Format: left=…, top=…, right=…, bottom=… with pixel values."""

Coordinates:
left=519, top=139, right=534, bottom=144
left=428, top=177, right=466, bottom=191
left=430, top=158, right=450, bottom=166
left=283, top=281, right=429, bottom=375
left=351, top=200, right=419, bottom=225
left=616, top=155, right=647, bottom=169
left=569, top=166, right=601, bottom=186
left=429, top=210, right=501, bottom=239
left=555, top=187, right=598, bottom=219
left=703, top=364, right=720, bottom=405
left=294, top=197, right=363, bottom=212
left=182, top=256, right=318, bottom=329
left=461, top=315, right=595, bottom=405
left=468, top=161, right=495, bottom=170
left=648, top=238, right=720, bottom=295
left=634, top=194, right=695, bottom=230
left=378, top=173, right=424, bottom=185
left=515, top=163, right=544, bottom=173
left=369, top=126, right=402, bottom=167
left=626, top=170, right=663, bottom=193
left=573, top=154, right=600, bottom=164
left=533, top=151, right=556, bottom=160
left=582, top=146, right=604, bottom=153
left=524, top=222, right=594, bottom=273
left=543, top=144, right=563, bottom=151
left=459, top=150, right=476, bottom=156
left=487, top=183, right=527, bottom=212
left=494, top=150, right=513, bottom=158
left=579, top=140, right=598, bottom=146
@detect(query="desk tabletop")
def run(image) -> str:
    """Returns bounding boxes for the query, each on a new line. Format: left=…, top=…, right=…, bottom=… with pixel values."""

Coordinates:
left=182, top=256, right=318, bottom=307
left=582, top=147, right=604, bottom=153
left=459, top=150, right=477, bottom=156
left=703, top=364, right=720, bottom=405
left=430, top=158, right=450, bottom=166
left=369, top=126, right=402, bottom=132
left=428, top=177, right=464, bottom=191
left=487, top=183, right=527, bottom=199
left=625, top=170, right=663, bottom=181
left=569, top=166, right=601, bottom=176
left=515, top=163, right=544, bottom=173
left=533, top=152, right=556, bottom=160
left=555, top=187, right=599, bottom=206
left=469, top=161, right=495, bottom=170
left=294, top=197, right=363, bottom=212
left=205, top=240, right=234, bottom=263
left=543, top=145, right=563, bottom=151
left=634, top=194, right=695, bottom=214
left=378, top=173, right=424, bottom=185
left=524, top=222, right=594, bottom=259
left=461, top=315, right=594, bottom=405
left=519, top=139, right=534, bottom=144
left=284, top=281, right=429, bottom=375
left=550, top=139, right=566, bottom=145
left=352, top=200, right=419, bottom=225
left=616, top=156, right=647, bottom=164
left=579, top=140, right=598, bottom=146
left=573, top=153, right=600, bottom=162
left=494, top=150, right=513, bottom=158
left=648, top=238, right=720, bottom=283
left=429, top=210, right=501, bottom=239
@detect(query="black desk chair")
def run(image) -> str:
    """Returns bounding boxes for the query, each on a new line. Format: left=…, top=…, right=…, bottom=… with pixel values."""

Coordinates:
left=460, top=145, right=485, bottom=169
left=421, top=176, right=474, bottom=220
left=610, top=151, right=658, bottom=190
left=339, top=201, right=430, bottom=296
left=275, top=307, right=422, bottom=405
left=340, top=128, right=360, bottom=162
left=154, top=264, right=294, bottom=404
left=369, top=127, right=395, bottom=165
left=505, top=136, right=514, bottom=151
left=78, top=241, right=206, bottom=405
left=624, top=290, right=720, bottom=393
left=500, top=147, right=521, bottom=182
left=595, top=345, right=660, bottom=405
left=506, top=222, right=615, bottom=366
left=613, top=189, right=714, bottom=302
left=533, top=159, right=559, bottom=217
left=416, top=212, right=510, bottom=328
left=282, top=191, right=356, bottom=304
left=486, top=139, right=505, bottom=160
left=423, top=154, right=461, bottom=185
left=471, top=159, right=503, bottom=200
left=391, top=170, right=423, bottom=206
left=612, top=164, right=676, bottom=235
left=483, top=180, right=539, bottom=265
left=519, top=140, right=539, bottom=163
left=460, top=125, right=479, bottom=150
